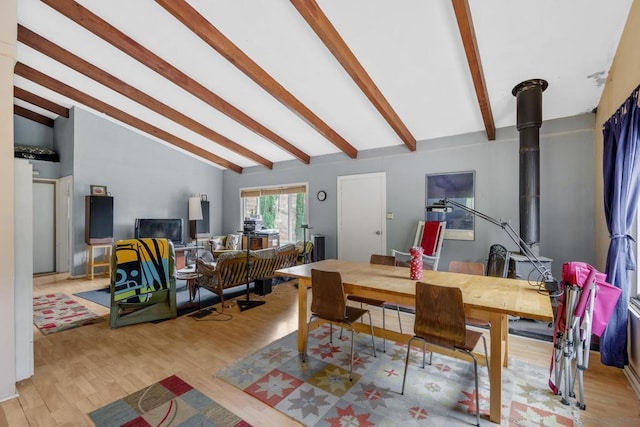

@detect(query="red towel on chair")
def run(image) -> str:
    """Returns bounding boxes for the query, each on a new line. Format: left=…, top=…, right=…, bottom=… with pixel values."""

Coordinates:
left=420, top=221, right=441, bottom=256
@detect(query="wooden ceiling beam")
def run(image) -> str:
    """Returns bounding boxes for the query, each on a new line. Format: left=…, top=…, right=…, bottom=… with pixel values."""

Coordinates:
left=155, top=0, right=357, bottom=159
left=290, top=0, right=416, bottom=151
left=452, top=0, right=495, bottom=140
left=40, top=0, right=309, bottom=165
left=14, top=104, right=54, bottom=127
left=14, top=86, right=69, bottom=118
left=17, top=25, right=273, bottom=169
left=14, top=62, right=243, bottom=173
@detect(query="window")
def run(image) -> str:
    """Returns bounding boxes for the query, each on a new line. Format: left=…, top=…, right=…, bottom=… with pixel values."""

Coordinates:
left=241, top=184, right=307, bottom=243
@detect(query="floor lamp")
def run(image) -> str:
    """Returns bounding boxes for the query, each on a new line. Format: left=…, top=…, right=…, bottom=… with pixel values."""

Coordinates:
left=237, top=222, right=265, bottom=311
left=426, top=197, right=558, bottom=294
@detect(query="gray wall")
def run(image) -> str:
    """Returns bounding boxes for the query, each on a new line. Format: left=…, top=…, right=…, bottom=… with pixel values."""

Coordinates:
left=54, top=110, right=74, bottom=178
left=223, top=114, right=596, bottom=280
left=70, top=107, right=223, bottom=276
left=13, top=115, right=52, bottom=148
left=13, top=115, right=60, bottom=179
left=14, top=108, right=596, bottom=281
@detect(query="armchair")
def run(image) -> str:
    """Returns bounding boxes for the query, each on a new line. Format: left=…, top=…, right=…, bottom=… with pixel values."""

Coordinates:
left=196, top=246, right=298, bottom=311
left=110, top=238, right=177, bottom=328
left=197, top=250, right=247, bottom=312
left=391, top=221, right=446, bottom=271
left=295, top=240, right=313, bottom=264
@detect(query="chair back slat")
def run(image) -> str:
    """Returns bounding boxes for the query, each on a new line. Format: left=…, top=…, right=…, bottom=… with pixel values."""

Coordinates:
left=370, top=254, right=396, bottom=266
left=275, top=247, right=299, bottom=270
left=414, top=282, right=466, bottom=348
left=216, top=256, right=252, bottom=289
left=311, top=269, right=346, bottom=322
left=250, top=248, right=276, bottom=279
left=448, top=261, right=485, bottom=276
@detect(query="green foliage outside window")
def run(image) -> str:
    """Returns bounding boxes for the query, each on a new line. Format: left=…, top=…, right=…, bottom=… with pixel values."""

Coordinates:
left=242, top=189, right=306, bottom=243
left=295, top=193, right=304, bottom=241
left=259, top=195, right=277, bottom=229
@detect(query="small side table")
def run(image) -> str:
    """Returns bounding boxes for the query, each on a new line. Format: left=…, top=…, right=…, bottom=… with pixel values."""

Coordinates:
left=85, top=243, right=112, bottom=280
left=176, top=266, right=202, bottom=306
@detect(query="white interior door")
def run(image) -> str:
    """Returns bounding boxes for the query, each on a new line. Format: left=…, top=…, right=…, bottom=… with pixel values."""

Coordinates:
left=56, top=176, right=73, bottom=273
left=33, top=181, right=55, bottom=274
left=337, top=172, right=386, bottom=262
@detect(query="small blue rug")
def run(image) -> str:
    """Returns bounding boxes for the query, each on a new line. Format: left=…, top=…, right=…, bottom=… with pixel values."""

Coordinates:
left=74, top=280, right=258, bottom=317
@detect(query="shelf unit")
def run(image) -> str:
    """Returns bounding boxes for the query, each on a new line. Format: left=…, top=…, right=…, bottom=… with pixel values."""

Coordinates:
left=85, top=243, right=112, bottom=280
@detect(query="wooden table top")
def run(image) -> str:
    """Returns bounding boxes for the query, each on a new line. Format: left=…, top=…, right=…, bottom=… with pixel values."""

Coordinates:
left=276, top=259, right=553, bottom=322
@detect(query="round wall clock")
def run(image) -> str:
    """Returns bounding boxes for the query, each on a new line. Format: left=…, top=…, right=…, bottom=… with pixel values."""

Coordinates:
left=317, top=190, right=327, bottom=201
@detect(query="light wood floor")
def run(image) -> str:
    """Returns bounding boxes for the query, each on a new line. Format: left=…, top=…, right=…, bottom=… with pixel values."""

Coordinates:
left=1, top=274, right=638, bottom=426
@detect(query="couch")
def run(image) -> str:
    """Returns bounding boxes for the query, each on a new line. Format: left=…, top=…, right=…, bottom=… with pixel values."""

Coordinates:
left=207, top=234, right=242, bottom=257
left=196, top=244, right=298, bottom=311
left=295, top=240, right=314, bottom=264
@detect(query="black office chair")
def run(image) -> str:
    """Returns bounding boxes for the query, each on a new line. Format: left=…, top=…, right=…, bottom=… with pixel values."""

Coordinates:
left=486, top=244, right=510, bottom=278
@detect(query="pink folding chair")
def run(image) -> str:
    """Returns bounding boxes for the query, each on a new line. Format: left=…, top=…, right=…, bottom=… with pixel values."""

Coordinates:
left=549, top=262, right=621, bottom=409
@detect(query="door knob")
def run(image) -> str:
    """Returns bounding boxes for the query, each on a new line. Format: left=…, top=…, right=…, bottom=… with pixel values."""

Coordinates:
left=375, top=231, right=382, bottom=235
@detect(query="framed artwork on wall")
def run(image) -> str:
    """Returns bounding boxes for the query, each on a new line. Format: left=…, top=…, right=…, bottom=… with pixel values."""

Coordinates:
left=90, top=185, right=108, bottom=196
left=425, top=171, right=475, bottom=240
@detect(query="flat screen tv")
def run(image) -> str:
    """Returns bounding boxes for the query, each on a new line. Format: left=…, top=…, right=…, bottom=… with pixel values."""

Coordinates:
left=134, top=218, right=184, bottom=246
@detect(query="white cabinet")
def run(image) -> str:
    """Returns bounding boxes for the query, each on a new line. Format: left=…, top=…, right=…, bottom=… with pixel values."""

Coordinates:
left=14, top=159, right=33, bottom=381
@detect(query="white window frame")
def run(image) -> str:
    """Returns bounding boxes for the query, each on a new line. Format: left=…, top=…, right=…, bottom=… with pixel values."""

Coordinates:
left=239, top=183, right=308, bottom=244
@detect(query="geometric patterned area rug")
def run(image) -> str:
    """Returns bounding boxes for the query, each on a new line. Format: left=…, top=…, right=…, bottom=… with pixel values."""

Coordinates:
left=89, top=375, right=251, bottom=427
left=218, top=325, right=581, bottom=426
left=33, top=293, right=104, bottom=335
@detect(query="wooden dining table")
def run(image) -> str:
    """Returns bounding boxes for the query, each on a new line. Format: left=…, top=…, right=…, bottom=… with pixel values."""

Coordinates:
left=275, top=259, right=554, bottom=424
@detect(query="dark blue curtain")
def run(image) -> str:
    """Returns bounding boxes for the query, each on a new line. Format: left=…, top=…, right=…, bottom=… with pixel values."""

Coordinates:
left=601, top=86, right=640, bottom=368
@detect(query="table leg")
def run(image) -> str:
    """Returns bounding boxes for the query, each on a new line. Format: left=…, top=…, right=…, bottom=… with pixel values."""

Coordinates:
left=503, top=316, right=509, bottom=368
left=297, top=277, right=310, bottom=353
left=90, top=246, right=95, bottom=280
left=489, top=312, right=505, bottom=423
left=187, top=279, right=194, bottom=304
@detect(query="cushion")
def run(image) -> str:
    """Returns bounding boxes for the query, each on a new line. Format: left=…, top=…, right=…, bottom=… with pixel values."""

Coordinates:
left=225, top=234, right=240, bottom=250
left=277, top=243, right=296, bottom=253
left=295, top=241, right=312, bottom=254
left=251, top=248, right=276, bottom=259
left=216, top=250, right=246, bottom=263
left=210, top=236, right=225, bottom=251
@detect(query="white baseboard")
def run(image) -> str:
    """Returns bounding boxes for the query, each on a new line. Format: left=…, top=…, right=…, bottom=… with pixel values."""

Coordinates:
left=0, top=392, right=18, bottom=404
left=624, top=365, right=640, bottom=399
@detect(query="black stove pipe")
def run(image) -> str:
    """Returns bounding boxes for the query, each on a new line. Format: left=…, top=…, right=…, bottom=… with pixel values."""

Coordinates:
left=512, top=79, right=548, bottom=255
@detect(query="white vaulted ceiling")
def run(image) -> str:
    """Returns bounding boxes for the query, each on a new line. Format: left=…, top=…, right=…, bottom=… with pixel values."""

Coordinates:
left=14, top=0, right=633, bottom=173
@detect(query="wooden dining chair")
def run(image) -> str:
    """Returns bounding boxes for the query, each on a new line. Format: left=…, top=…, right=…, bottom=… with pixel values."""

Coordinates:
left=448, top=260, right=491, bottom=373
left=303, top=269, right=376, bottom=380
left=401, top=282, right=489, bottom=426
left=346, top=254, right=402, bottom=352
left=448, top=260, right=485, bottom=276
